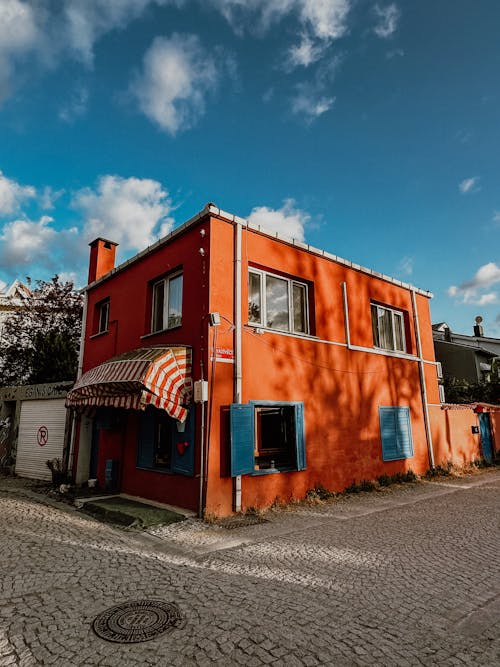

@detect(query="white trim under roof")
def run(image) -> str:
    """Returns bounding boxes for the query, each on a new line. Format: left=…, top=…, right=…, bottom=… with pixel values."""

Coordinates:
left=84, top=203, right=433, bottom=298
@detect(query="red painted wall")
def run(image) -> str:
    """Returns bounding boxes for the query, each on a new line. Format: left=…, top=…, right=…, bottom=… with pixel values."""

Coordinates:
left=82, top=219, right=210, bottom=509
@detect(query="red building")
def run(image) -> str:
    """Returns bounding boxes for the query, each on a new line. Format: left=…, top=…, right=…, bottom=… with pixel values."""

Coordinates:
left=68, top=203, right=448, bottom=517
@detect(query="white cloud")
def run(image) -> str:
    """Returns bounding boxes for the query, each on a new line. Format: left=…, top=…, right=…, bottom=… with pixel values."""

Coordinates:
left=291, top=54, right=341, bottom=122
left=0, top=0, right=40, bottom=102
left=73, top=174, right=174, bottom=251
left=130, top=34, right=219, bottom=135
left=247, top=198, right=310, bottom=242
left=492, top=211, right=500, bottom=225
left=397, top=256, right=413, bottom=276
left=0, top=1, right=178, bottom=105
left=287, top=35, right=328, bottom=68
left=0, top=170, right=36, bottom=216
left=373, top=3, right=400, bottom=39
left=459, top=176, right=480, bottom=194
left=291, top=89, right=335, bottom=120
left=448, top=262, right=500, bottom=305
left=210, top=1, right=350, bottom=40
left=0, top=215, right=57, bottom=266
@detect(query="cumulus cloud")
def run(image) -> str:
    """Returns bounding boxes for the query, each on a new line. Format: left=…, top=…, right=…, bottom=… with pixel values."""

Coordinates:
left=0, top=215, right=56, bottom=266
left=459, top=176, right=480, bottom=194
left=247, top=198, right=310, bottom=242
left=0, top=0, right=40, bottom=103
left=448, top=262, right=500, bottom=305
left=130, top=34, right=219, bottom=135
left=0, top=170, right=36, bottom=216
left=73, top=174, right=174, bottom=251
left=0, top=0, right=176, bottom=105
left=373, top=3, right=400, bottom=39
left=291, top=54, right=341, bottom=122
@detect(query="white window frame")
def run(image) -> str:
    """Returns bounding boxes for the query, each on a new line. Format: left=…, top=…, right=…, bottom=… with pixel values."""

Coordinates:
left=248, top=268, right=310, bottom=334
left=371, top=303, right=407, bottom=353
left=98, top=300, right=109, bottom=334
left=151, top=271, right=183, bottom=333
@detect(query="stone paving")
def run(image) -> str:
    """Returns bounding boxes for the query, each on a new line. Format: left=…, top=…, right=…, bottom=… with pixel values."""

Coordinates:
left=0, top=470, right=499, bottom=666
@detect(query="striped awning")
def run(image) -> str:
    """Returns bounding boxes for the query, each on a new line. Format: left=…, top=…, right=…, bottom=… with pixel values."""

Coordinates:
left=441, top=402, right=500, bottom=412
left=66, top=346, right=192, bottom=422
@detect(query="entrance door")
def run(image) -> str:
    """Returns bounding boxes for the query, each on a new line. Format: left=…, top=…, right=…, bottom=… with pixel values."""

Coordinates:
left=478, top=413, right=493, bottom=463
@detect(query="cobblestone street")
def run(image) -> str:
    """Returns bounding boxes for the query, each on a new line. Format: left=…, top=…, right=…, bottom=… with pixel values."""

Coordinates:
left=0, top=470, right=499, bottom=666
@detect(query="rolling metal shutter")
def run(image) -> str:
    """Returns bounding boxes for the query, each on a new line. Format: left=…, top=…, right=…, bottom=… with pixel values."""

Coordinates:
left=15, top=399, right=68, bottom=480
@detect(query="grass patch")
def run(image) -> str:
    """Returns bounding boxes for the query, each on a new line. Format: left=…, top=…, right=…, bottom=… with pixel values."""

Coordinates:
left=81, top=497, right=185, bottom=529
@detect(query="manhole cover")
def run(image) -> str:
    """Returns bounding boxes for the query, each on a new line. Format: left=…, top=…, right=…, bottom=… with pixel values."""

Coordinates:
left=92, top=600, right=184, bottom=643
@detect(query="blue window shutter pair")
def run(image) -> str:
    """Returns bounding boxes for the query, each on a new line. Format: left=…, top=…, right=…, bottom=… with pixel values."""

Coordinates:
left=229, top=402, right=306, bottom=476
left=379, top=406, right=413, bottom=461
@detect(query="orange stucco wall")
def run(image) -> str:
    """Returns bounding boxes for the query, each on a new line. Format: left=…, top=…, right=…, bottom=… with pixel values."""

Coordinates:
left=205, top=217, right=440, bottom=516
left=429, top=406, right=482, bottom=467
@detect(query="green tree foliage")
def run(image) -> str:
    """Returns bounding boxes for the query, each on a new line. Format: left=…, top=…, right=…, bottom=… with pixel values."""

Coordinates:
left=0, top=276, right=82, bottom=386
left=443, top=375, right=500, bottom=404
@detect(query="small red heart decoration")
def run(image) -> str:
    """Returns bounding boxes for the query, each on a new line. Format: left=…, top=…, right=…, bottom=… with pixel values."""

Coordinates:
left=177, top=441, right=189, bottom=455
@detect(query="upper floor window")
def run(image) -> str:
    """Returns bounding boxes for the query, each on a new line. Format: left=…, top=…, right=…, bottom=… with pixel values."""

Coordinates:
left=151, top=272, right=183, bottom=333
left=248, top=269, right=309, bottom=334
left=93, top=298, right=109, bottom=335
left=371, top=303, right=406, bottom=353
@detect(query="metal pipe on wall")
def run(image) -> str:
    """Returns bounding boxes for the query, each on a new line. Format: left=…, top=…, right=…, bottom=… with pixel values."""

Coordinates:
left=233, top=220, right=243, bottom=512
left=411, top=289, right=435, bottom=469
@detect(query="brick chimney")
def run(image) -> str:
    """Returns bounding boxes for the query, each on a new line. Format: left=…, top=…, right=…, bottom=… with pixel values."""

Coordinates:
left=88, top=238, right=118, bottom=284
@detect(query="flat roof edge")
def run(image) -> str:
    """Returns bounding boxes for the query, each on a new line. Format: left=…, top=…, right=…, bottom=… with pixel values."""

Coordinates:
left=85, top=203, right=433, bottom=298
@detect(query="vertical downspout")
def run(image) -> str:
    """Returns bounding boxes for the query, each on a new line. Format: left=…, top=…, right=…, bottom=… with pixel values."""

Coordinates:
left=233, top=221, right=243, bottom=512
left=341, top=282, right=351, bottom=348
left=198, top=359, right=205, bottom=518
left=411, top=289, right=435, bottom=469
left=77, top=292, right=88, bottom=380
left=68, top=291, right=88, bottom=479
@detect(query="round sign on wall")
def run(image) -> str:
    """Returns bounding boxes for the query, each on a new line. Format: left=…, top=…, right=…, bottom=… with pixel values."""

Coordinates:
left=37, top=426, right=48, bottom=447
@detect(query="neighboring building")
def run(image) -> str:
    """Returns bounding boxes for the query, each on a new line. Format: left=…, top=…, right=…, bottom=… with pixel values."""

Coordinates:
left=66, top=204, right=467, bottom=517
left=0, top=382, right=73, bottom=478
left=0, top=280, right=30, bottom=339
left=433, top=321, right=500, bottom=384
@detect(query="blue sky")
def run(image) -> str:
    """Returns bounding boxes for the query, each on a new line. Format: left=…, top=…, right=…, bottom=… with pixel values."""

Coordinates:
left=0, top=0, right=499, bottom=336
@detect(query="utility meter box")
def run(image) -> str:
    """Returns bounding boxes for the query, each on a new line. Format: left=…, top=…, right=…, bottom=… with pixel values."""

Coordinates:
left=194, top=380, right=209, bottom=403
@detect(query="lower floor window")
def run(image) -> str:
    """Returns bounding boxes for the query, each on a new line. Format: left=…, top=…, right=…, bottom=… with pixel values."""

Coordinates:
left=230, top=401, right=306, bottom=475
left=255, top=405, right=296, bottom=470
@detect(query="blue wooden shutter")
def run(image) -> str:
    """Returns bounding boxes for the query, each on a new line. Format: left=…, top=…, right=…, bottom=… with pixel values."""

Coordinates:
left=395, top=407, right=413, bottom=458
left=230, top=404, right=255, bottom=476
left=171, top=407, right=195, bottom=476
left=294, top=403, right=306, bottom=470
left=379, top=407, right=413, bottom=461
left=137, top=407, right=155, bottom=468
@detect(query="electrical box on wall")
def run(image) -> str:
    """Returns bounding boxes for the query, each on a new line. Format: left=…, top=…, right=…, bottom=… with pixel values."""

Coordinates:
left=194, top=380, right=209, bottom=403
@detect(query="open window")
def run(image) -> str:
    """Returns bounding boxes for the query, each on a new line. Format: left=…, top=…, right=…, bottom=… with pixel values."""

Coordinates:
left=229, top=402, right=306, bottom=476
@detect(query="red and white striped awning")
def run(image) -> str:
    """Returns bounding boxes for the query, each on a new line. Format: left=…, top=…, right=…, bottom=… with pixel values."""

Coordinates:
left=66, top=346, right=192, bottom=422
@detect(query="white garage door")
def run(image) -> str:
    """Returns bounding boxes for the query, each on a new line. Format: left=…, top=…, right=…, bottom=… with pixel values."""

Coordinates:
left=15, top=399, right=68, bottom=480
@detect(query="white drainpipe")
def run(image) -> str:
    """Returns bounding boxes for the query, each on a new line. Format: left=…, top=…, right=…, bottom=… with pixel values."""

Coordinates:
left=411, top=289, right=435, bottom=469
left=233, top=220, right=243, bottom=511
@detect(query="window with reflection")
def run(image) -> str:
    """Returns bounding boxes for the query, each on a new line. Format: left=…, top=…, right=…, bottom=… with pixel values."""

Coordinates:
left=248, top=269, right=309, bottom=334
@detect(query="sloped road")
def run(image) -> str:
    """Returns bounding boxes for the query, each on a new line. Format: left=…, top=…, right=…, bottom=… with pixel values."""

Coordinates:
left=0, top=470, right=499, bottom=666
